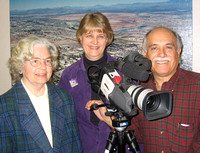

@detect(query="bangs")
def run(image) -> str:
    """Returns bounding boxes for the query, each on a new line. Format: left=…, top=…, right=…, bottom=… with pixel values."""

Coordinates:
left=83, top=22, right=105, bottom=34
left=85, top=28, right=104, bottom=34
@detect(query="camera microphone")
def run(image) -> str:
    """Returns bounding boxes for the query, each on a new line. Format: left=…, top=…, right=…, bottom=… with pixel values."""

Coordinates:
left=120, top=61, right=150, bottom=81
left=113, top=52, right=152, bottom=82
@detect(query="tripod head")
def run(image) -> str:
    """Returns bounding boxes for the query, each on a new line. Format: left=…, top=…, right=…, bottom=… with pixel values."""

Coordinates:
left=104, top=104, right=138, bottom=131
left=90, top=103, right=138, bottom=131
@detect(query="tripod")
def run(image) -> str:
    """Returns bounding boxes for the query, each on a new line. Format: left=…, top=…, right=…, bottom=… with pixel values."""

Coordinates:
left=104, top=112, right=140, bottom=153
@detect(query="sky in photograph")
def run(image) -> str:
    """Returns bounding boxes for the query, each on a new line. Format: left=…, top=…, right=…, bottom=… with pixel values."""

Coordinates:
left=10, top=0, right=169, bottom=10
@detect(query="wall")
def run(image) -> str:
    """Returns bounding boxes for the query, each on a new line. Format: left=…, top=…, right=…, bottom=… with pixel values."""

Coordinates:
left=0, top=0, right=11, bottom=94
left=0, top=0, right=199, bottom=94
left=192, top=0, right=200, bottom=73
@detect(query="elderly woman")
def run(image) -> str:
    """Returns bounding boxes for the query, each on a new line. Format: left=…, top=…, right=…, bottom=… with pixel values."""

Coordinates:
left=59, top=12, right=116, bottom=153
left=0, top=35, right=82, bottom=153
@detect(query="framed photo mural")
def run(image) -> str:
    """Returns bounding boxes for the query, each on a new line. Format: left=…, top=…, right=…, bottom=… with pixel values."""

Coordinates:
left=10, top=0, right=193, bottom=84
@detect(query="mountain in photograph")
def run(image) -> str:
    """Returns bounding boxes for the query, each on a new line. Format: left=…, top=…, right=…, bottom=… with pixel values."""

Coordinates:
left=10, top=0, right=192, bottom=16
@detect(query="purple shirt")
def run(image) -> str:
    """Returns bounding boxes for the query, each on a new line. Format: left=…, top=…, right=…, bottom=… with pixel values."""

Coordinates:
left=59, top=52, right=117, bottom=153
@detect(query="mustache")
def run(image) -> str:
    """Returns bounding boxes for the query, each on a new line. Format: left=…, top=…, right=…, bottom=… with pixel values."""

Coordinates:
left=153, top=57, right=171, bottom=62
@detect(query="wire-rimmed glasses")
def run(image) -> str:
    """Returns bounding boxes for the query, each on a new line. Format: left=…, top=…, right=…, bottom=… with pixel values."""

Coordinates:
left=26, top=58, right=53, bottom=67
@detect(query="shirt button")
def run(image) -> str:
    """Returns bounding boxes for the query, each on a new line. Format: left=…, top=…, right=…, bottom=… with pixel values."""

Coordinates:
left=160, top=131, right=164, bottom=134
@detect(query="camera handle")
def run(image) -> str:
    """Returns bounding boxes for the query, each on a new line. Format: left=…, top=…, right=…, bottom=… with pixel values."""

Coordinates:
left=104, top=112, right=141, bottom=153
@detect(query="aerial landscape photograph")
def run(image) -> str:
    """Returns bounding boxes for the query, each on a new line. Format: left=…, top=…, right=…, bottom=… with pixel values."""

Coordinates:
left=10, top=0, right=192, bottom=84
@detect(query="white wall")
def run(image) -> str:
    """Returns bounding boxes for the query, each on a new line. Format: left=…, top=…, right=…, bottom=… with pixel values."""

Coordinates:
left=0, top=0, right=199, bottom=94
left=192, top=0, right=200, bottom=73
left=0, top=0, right=11, bottom=94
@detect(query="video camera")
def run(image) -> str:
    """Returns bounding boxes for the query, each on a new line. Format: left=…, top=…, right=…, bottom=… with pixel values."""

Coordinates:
left=87, top=52, right=173, bottom=121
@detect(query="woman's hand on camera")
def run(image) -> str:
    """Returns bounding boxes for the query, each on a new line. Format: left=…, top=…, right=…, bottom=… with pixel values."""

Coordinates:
left=85, top=100, right=113, bottom=128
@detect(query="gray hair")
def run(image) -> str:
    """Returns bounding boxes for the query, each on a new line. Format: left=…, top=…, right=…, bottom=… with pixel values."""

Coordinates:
left=142, top=26, right=183, bottom=52
left=8, top=35, right=58, bottom=83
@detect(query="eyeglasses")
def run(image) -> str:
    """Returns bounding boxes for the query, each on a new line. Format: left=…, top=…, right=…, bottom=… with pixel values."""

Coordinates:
left=27, top=58, right=53, bottom=67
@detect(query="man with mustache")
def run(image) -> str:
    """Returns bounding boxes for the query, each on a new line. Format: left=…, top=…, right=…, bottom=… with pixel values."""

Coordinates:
left=129, top=26, right=200, bottom=152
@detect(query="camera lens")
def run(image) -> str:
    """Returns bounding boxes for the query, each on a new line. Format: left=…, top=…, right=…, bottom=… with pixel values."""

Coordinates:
left=146, top=95, right=160, bottom=112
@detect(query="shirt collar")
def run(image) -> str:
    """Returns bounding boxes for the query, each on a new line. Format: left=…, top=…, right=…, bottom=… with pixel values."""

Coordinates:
left=21, top=79, right=48, bottom=99
left=148, top=67, right=180, bottom=91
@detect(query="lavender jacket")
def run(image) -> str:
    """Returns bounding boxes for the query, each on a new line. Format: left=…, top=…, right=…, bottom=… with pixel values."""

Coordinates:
left=59, top=52, right=116, bottom=153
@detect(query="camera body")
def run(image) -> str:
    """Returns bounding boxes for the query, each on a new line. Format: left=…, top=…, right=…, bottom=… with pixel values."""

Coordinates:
left=100, top=69, right=135, bottom=116
left=100, top=67, right=172, bottom=121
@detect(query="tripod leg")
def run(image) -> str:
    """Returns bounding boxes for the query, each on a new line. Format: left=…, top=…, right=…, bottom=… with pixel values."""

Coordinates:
left=117, top=131, right=126, bottom=153
left=124, top=130, right=140, bottom=153
left=105, top=131, right=118, bottom=153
